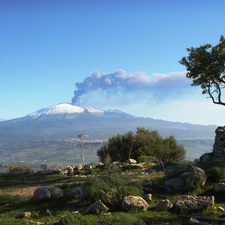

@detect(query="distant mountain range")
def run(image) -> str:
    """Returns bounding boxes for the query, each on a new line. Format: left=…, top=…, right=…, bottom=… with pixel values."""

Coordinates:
left=0, top=103, right=217, bottom=166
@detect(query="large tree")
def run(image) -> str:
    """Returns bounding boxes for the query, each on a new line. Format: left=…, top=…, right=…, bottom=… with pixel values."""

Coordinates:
left=97, top=127, right=185, bottom=164
left=179, top=35, right=225, bottom=106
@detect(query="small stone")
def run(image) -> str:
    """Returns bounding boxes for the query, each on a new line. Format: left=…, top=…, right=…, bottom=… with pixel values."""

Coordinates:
left=147, top=194, right=152, bottom=201
left=189, top=217, right=201, bottom=224
left=218, top=206, right=225, bottom=211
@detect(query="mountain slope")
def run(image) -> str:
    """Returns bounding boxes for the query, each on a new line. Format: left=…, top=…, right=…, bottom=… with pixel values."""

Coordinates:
left=0, top=103, right=217, bottom=165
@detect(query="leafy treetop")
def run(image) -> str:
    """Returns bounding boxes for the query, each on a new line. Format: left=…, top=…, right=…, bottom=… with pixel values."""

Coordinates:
left=97, top=127, right=185, bottom=164
left=179, top=35, right=225, bottom=106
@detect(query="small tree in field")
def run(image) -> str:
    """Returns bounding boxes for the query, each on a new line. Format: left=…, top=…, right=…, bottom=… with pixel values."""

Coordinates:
left=179, top=35, right=225, bottom=106
left=97, top=127, right=185, bottom=165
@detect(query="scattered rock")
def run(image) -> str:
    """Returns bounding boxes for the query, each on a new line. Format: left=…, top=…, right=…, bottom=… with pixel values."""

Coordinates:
left=214, top=183, right=225, bottom=192
left=156, top=199, right=173, bottom=211
left=147, top=194, right=152, bottom=201
left=75, top=164, right=83, bottom=171
left=67, top=166, right=74, bottom=176
left=190, top=166, right=207, bottom=186
left=165, top=177, right=184, bottom=192
left=33, top=187, right=51, bottom=201
left=122, top=195, right=149, bottom=211
left=179, top=172, right=192, bottom=181
left=67, top=186, right=84, bottom=200
left=49, top=187, right=63, bottom=200
left=83, top=164, right=92, bottom=171
left=85, top=199, right=109, bottom=214
left=218, top=206, right=225, bottom=211
left=24, top=211, right=31, bottom=218
left=189, top=217, right=201, bottom=224
left=127, top=159, right=137, bottom=164
left=142, top=180, right=152, bottom=188
left=176, top=195, right=215, bottom=210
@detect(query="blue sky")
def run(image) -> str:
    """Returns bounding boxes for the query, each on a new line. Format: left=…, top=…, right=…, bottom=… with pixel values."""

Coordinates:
left=0, top=0, right=225, bottom=125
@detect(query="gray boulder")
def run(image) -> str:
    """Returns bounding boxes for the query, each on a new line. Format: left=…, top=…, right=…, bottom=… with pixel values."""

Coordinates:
left=176, top=195, right=215, bottom=210
left=165, top=177, right=184, bottom=192
left=49, top=187, right=63, bottom=200
left=179, top=172, right=192, bottom=181
left=85, top=200, right=109, bottom=214
left=142, top=180, right=152, bottom=188
left=214, top=183, right=225, bottom=192
left=67, top=186, right=84, bottom=200
left=156, top=199, right=173, bottom=211
left=200, top=153, right=213, bottom=163
left=190, top=166, right=207, bottom=186
left=33, top=187, right=51, bottom=201
left=122, top=195, right=149, bottom=211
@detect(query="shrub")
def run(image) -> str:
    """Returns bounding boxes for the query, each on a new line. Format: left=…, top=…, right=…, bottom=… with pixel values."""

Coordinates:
left=165, top=161, right=194, bottom=179
left=206, top=166, right=225, bottom=182
left=84, top=168, right=142, bottom=207
left=57, top=212, right=145, bottom=225
left=6, top=163, right=33, bottom=174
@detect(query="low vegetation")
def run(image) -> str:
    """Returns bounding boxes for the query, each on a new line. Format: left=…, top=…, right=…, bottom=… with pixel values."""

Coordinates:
left=1, top=127, right=225, bottom=224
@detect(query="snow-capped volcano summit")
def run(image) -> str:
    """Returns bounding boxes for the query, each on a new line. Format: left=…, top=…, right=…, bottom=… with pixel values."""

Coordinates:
left=29, top=103, right=104, bottom=118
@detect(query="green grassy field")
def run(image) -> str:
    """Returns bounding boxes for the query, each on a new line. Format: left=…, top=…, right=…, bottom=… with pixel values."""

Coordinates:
left=0, top=165, right=225, bottom=225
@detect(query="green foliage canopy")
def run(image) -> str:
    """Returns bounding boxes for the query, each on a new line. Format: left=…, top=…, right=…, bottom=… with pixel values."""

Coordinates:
left=97, top=127, right=185, bottom=164
left=179, top=35, right=225, bottom=106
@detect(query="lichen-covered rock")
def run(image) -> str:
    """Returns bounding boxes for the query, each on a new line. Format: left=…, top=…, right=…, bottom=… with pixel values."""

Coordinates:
left=85, top=200, right=109, bottom=214
left=122, top=196, right=149, bottom=211
left=33, top=187, right=51, bottom=201
left=176, top=195, right=214, bottom=210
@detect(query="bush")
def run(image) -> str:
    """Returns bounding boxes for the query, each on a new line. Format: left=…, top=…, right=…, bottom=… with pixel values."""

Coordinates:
left=57, top=212, right=145, bottom=225
left=207, top=166, right=225, bottom=182
left=84, top=168, right=142, bottom=207
left=165, top=161, right=194, bottom=179
left=6, top=163, right=33, bottom=174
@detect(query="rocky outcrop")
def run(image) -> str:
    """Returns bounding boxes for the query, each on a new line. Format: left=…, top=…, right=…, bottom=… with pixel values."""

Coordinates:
left=122, top=196, right=149, bottom=211
left=199, top=126, right=225, bottom=161
left=213, top=126, right=225, bottom=157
